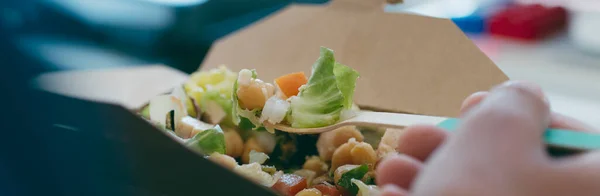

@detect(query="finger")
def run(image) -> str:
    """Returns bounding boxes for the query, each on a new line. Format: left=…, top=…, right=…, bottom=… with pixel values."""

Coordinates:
left=547, top=151, right=600, bottom=194
left=467, top=99, right=596, bottom=133
left=460, top=91, right=598, bottom=133
left=454, top=81, right=551, bottom=158
left=396, top=125, right=448, bottom=162
left=550, top=112, right=599, bottom=133
left=381, top=185, right=409, bottom=196
left=376, top=154, right=422, bottom=189
left=460, top=91, right=489, bottom=115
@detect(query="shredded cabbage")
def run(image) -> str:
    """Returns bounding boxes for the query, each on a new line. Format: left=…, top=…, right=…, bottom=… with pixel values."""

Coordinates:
left=185, top=66, right=237, bottom=125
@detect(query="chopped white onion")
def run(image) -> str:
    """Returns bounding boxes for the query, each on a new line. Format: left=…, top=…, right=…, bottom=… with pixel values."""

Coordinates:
left=171, top=85, right=188, bottom=109
left=203, top=100, right=227, bottom=124
left=178, top=116, right=214, bottom=138
left=248, top=150, right=270, bottom=164
left=238, top=69, right=253, bottom=86
left=260, top=96, right=290, bottom=124
left=352, top=179, right=380, bottom=196
left=148, top=94, right=187, bottom=131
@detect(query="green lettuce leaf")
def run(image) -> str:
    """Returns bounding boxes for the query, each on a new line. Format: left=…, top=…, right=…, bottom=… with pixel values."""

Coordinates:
left=334, top=62, right=359, bottom=109
left=338, top=164, right=369, bottom=195
left=185, top=125, right=226, bottom=155
left=289, top=47, right=359, bottom=128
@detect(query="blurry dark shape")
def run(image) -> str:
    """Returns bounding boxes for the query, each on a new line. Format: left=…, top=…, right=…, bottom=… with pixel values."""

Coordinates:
left=3, top=0, right=307, bottom=76
left=4, top=89, right=278, bottom=196
left=488, top=4, right=568, bottom=40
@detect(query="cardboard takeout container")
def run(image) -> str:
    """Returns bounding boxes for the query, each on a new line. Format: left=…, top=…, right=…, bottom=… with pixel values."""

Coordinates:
left=34, top=0, right=508, bottom=195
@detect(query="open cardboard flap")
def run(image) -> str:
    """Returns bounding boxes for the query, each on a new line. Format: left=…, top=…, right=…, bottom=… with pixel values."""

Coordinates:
left=201, top=0, right=509, bottom=117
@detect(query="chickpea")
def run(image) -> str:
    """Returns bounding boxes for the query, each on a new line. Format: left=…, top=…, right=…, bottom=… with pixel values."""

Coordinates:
left=333, top=164, right=360, bottom=184
left=377, top=129, right=404, bottom=161
left=350, top=142, right=378, bottom=167
left=236, top=70, right=275, bottom=110
left=242, top=137, right=265, bottom=164
left=223, top=128, right=244, bottom=158
left=332, top=126, right=364, bottom=147
left=208, top=152, right=238, bottom=169
left=330, top=139, right=355, bottom=172
left=316, top=126, right=364, bottom=161
left=331, top=138, right=377, bottom=172
left=302, top=156, right=329, bottom=176
left=295, top=188, right=322, bottom=196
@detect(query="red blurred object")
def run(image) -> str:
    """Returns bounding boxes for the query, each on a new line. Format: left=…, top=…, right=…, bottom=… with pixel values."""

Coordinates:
left=488, top=4, right=568, bottom=40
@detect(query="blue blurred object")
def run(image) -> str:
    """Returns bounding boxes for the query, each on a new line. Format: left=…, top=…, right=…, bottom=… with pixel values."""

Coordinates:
left=451, top=14, right=486, bottom=33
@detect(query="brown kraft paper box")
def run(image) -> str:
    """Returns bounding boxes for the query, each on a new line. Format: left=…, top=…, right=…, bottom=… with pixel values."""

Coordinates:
left=34, top=0, right=508, bottom=195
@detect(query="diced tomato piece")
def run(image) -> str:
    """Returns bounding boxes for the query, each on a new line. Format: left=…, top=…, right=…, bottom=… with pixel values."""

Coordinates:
left=314, top=184, right=341, bottom=196
left=272, top=174, right=307, bottom=196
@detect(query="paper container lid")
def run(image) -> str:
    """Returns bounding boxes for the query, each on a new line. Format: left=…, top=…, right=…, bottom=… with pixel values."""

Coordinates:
left=200, top=0, right=508, bottom=117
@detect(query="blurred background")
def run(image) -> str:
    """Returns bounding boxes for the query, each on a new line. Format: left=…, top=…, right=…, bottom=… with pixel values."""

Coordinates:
left=2, top=0, right=598, bottom=125
left=2, top=0, right=600, bottom=195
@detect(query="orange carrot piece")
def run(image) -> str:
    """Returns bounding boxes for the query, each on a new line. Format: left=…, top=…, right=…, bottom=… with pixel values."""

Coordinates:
left=275, top=72, right=308, bottom=97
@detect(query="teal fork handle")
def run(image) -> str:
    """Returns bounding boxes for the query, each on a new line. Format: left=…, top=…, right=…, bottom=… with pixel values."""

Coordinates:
left=437, top=118, right=600, bottom=153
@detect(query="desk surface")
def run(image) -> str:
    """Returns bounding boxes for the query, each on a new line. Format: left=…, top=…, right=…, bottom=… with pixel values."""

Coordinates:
left=385, top=0, right=600, bottom=128
left=471, top=34, right=600, bottom=128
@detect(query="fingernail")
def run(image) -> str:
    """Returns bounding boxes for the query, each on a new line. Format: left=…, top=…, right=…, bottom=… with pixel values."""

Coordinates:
left=496, top=80, right=545, bottom=100
left=460, top=91, right=488, bottom=114
left=383, top=152, right=403, bottom=161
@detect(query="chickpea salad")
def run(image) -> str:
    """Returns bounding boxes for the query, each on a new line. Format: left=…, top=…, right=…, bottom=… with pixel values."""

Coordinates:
left=140, top=47, right=399, bottom=196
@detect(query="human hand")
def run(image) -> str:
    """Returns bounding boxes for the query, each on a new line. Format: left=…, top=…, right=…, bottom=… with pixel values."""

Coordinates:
left=376, top=81, right=600, bottom=196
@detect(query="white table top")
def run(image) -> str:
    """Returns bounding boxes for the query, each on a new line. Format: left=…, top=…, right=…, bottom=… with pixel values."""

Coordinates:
left=470, top=34, right=600, bottom=128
